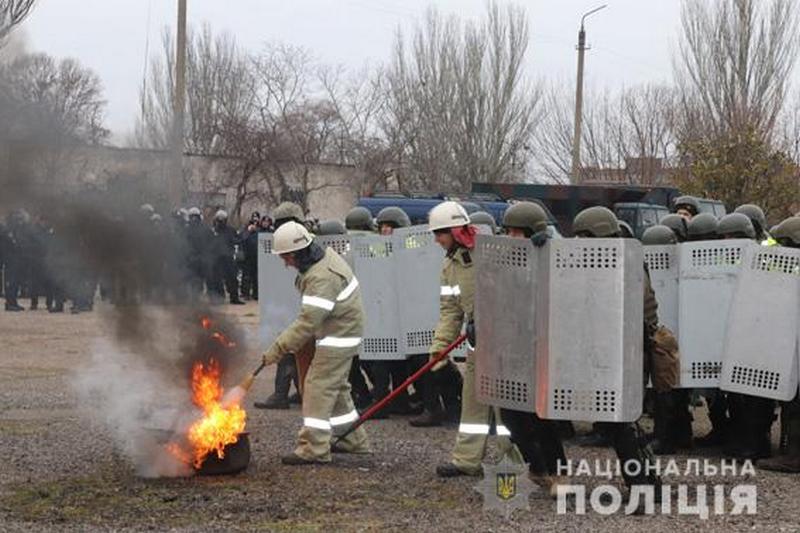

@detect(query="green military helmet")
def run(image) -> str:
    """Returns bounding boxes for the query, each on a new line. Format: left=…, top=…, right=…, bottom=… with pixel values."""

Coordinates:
left=772, top=216, right=800, bottom=248
left=376, top=206, right=411, bottom=229
left=469, top=211, right=497, bottom=233
left=572, top=206, right=620, bottom=238
left=345, top=206, right=374, bottom=231
left=618, top=220, right=635, bottom=239
left=642, top=225, right=677, bottom=245
left=316, top=219, right=347, bottom=235
left=660, top=214, right=689, bottom=242
left=673, top=195, right=701, bottom=217
left=687, top=212, right=719, bottom=241
left=734, top=204, right=767, bottom=237
left=272, top=202, right=304, bottom=224
left=717, top=212, right=755, bottom=240
left=502, top=201, right=548, bottom=236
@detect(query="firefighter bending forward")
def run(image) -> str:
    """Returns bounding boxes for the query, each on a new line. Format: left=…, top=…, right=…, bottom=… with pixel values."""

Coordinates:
left=427, top=201, right=523, bottom=477
left=261, top=221, right=371, bottom=465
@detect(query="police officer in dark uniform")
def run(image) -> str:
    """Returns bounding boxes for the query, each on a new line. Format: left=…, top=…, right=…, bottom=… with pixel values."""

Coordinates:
left=4, top=210, right=30, bottom=312
left=209, top=210, right=244, bottom=305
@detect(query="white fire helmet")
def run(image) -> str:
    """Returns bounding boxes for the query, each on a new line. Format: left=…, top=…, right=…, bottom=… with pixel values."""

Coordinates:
left=272, top=221, right=313, bottom=255
left=428, top=201, right=470, bottom=232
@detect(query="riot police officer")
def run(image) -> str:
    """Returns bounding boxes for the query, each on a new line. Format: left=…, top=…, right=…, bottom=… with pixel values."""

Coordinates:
left=734, top=204, right=772, bottom=245
left=673, top=195, right=701, bottom=220
left=254, top=202, right=306, bottom=410
left=497, top=201, right=568, bottom=495
left=717, top=212, right=775, bottom=460
left=760, top=217, right=800, bottom=472
left=368, top=206, right=417, bottom=417
left=345, top=207, right=375, bottom=233
left=571, top=206, right=662, bottom=494
left=641, top=223, right=693, bottom=454
left=660, top=214, right=690, bottom=243
left=469, top=211, right=497, bottom=234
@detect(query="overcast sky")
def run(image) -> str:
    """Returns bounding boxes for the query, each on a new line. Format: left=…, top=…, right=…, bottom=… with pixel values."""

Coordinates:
left=21, top=0, right=682, bottom=143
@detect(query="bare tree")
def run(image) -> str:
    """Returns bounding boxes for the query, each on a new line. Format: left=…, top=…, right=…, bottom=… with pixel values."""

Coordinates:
left=533, top=84, right=676, bottom=184
left=249, top=43, right=352, bottom=214
left=320, top=64, right=395, bottom=195
left=674, top=0, right=800, bottom=143
left=134, top=25, right=254, bottom=154
left=1, top=52, right=108, bottom=144
left=0, top=0, right=35, bottom=43
left=384, top=2, right=540, bottom=192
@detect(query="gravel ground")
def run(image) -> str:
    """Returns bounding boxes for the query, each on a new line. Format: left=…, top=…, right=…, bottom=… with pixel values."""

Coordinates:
left=1, top=301, right=798, bottom=532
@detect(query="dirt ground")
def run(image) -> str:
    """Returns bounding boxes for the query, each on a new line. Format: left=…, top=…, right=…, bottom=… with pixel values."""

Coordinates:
left=1, top=301, right=798, bottom=532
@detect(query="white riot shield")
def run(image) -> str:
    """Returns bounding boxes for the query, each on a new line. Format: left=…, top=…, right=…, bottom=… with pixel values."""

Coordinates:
left=317, top=234, right=353, bottom=266
left=678, top=240, right=753, bottom=388
left=258, top=234, right=300, bottom=350
left=394, top=226, right=442, bottom=356
left=351, top=234, right=404, bottom=360
left=644, top=245, right=680, bottom=336
left=720, top=246, right=800, bottom=400
left=473, top=235, right=539, bottom=412
left=536, top=239, right=644, bottom=422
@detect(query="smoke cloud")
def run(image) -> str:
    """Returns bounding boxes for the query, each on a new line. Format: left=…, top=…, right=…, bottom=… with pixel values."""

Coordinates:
left=1, top=54, right=251, bottom=476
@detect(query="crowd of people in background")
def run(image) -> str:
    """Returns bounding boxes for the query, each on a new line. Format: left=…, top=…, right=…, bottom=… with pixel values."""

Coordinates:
left=0, top=203, right=278, bottom=313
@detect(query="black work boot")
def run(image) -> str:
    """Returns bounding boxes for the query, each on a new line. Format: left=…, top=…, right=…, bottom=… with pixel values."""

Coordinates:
left=436, top=462, right=480, bottom=478
left=409, top=408, right=445, bottom=427
left=254, top=393, right=290, bottom=410
left=281, top=453, right=326, bottom=465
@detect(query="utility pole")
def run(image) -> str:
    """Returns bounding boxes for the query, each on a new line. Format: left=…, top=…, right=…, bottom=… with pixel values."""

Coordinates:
left=170, top=0, right=187, bottom=205
left=571, top=4, right=606, bottom=184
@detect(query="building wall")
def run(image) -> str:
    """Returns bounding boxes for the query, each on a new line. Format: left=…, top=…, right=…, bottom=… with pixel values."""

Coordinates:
left=1, top=142, right=361, bottom=222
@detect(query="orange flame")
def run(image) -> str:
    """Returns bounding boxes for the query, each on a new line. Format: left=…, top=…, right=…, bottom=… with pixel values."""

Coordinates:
left=171, top=359, right=247, bottom=469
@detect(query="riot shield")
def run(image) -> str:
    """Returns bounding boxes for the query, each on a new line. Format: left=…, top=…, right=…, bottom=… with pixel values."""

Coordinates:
left=677, top=240, right=753, bottom=388
left=351, top=234, right=404, bottom=360
left=393, top=226, right=442, bottom=356
left=536, top=239, right=644, bottom=423
left=720, top=245, right=800, bottom=400
left=317, top=234, right=353, bottom=266
left=644, top=244, right=680, bottom=337
left=258, top=233, right=300, bottom=350
left=473, top=234, right=539, bottom=412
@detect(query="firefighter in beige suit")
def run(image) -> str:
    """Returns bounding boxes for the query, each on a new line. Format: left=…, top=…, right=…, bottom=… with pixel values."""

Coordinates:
left=428, top=201, right=523, bottom=477
left=262, top=221, right=370, bottom=464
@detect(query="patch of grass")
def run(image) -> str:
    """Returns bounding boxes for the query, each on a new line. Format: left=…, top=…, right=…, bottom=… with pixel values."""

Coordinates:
left=0, top=419, right=45, bottom=436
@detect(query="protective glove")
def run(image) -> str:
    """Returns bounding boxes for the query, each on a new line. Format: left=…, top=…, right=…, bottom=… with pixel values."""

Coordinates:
left=262, top=344, right=283, bottom=366
left=530, top=230, right=550, bottom=248
left=466, top=319, right=476, bottom=350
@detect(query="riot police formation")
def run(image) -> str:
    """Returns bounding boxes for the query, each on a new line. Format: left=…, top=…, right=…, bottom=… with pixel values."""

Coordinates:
left=255, top=195, right=800, bottom=498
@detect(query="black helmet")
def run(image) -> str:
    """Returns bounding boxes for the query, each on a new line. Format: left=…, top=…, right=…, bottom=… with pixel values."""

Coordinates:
left=572, top=206, right=620, bottom=238
left=376, top=206, right=411, bottom=229
left=345, top=206, right=374, bottom=231
left=673, top=195, right=701, bottom=217
left=502, top=201, right=548, bottom=236
left=734, top=204, right=767, bottom=238
left=642, top=225, right=677, bottom=245
left=772, top=216, right=800, bottom=248
left=316, top=219, right=347, bottom=236
left=660, top=214, right=689, bottom=242
left=469, top=211, right=497, bottom=233
left=717, top=213, right=755, bottom=240
left=687, top=212, right=719, bottom=241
